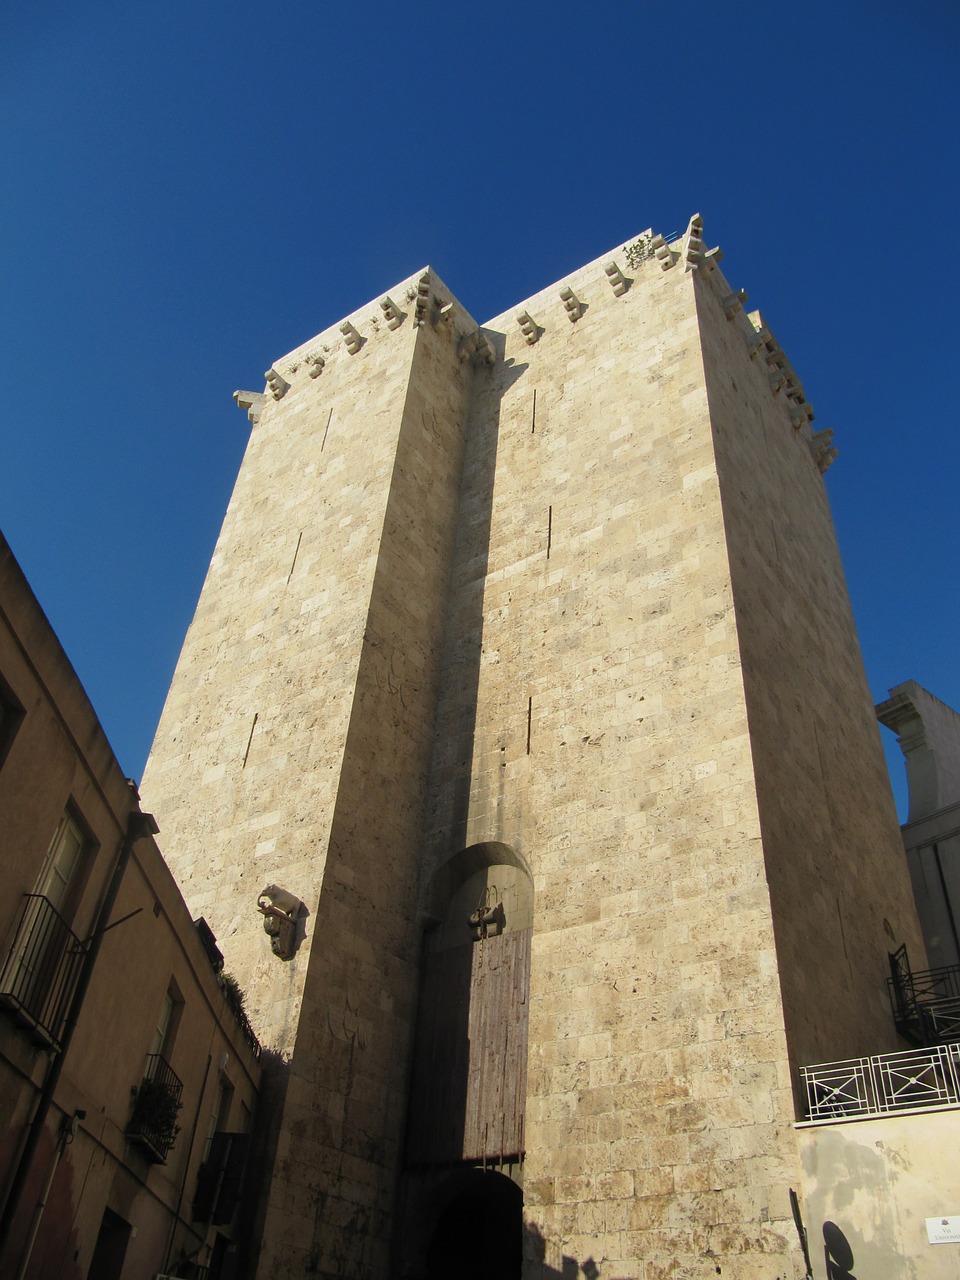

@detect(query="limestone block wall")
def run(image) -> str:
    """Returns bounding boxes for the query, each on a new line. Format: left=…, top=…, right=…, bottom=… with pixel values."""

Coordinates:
left=141, top=271, right=449, bottom=1055
left=143, top=271, right=486, bottom=1278
left=695, top=267, right=927, bottom=1074
left=421, top=233, right=805, bottom=1279
left=251, top=284, right=478, bottom=1278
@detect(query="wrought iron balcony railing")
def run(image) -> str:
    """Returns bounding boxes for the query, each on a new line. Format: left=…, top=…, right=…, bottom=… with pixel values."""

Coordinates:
left=888, top=944, right=960, bottom=1046
left=800, top=1043, right=960, bottom=1121
left=0, top=894, right=85, bottom=1047
left=126, top=1053, right=183, bottom=1163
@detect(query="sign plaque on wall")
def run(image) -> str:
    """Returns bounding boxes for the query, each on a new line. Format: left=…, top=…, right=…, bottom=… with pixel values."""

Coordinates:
left=926, top=1216, right=960, bottom=1245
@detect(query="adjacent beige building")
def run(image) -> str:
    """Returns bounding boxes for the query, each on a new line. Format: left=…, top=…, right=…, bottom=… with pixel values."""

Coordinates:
left=0, top=534, right=262, bottom=1280
left=140, top=219, right=942, bottom=1280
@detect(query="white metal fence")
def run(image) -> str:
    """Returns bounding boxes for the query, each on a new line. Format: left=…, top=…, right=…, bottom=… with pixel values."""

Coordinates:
left=800, top=1043, right=960, bottom=1121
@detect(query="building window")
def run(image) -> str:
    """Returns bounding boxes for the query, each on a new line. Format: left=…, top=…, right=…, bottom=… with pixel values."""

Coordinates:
left=36, top=810, right=88, bottom=916
left=126, top=983, right=184, bottom=1163
left=202, top=1074, right=235, bottom=1162
left=0, top=807, right=91, bottom=1046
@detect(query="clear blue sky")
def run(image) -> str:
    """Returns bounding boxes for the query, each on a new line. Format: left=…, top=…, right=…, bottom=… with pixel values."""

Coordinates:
left=2, top=0, right=958, bottom=817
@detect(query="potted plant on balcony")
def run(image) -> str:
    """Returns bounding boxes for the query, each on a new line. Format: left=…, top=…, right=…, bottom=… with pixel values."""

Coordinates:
left=127, top=1075, right=182, bottom=1162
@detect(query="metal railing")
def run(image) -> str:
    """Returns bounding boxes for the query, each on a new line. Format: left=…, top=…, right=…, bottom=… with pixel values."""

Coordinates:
left=126, top=1053, right=183, bottom=1162
left=0, top=894, right=85, bottom=1047
left=800, top=1043, right=960, bottom=1121
left=888, top=945, right=960, bottom=1045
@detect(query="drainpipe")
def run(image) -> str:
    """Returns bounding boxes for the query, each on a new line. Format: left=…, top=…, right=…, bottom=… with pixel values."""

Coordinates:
left=0, top=799, right=159, bottom=1268
left=13, top=1109, right=85, bottom=1280
left=162, top=1051, right=213, bottom=1274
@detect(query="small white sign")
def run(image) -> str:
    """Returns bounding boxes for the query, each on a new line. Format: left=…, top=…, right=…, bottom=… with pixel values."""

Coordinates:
left=926, top=1216, right=960, bottom=1245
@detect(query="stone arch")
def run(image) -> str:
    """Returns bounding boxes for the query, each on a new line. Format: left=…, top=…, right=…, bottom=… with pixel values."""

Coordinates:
left=422, top=840, right=532, bottom=928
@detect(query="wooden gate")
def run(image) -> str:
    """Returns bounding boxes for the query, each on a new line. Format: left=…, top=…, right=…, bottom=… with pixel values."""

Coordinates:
left=405, top=927, right=530, bottom=1165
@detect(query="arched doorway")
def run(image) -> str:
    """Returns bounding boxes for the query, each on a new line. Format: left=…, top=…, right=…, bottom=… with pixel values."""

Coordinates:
left=405, top=845, right=533, bottom=1166
left=423, top=1170, right=522, bottom=1280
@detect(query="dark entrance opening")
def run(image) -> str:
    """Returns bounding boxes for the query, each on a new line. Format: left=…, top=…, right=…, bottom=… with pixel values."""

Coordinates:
left=423, top=1170, right=522, bottom=1280
left=86, top=1207, right=131, bottom=1280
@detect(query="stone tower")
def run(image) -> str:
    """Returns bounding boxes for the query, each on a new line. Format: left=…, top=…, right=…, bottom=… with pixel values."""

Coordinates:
left=140, top=218, right=925, bottom=1280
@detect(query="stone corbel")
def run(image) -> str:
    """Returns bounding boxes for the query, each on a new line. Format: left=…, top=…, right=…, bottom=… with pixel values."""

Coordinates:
left=702, top=245, right=723, bottom=271
left=380, top=296, right=405, bottom=330
left=264, top=368, right=290, bottom=401
left=603, top=261, right=630, bottom=296
left=747, top=323, right=776, bottom=360
left=682, top=213, right=704, bottom=271
left=721, top=290, right=747, bottom=320
left=414, top=273, right=433, bottom=327
left=809, top=429, right=838, bottom=473
left=258, top=884, right=304, bottom=961
left=458, top=330, right=479, bottom=363
left=516, top=311, right=542, bottom=345
left=559, top=287, right=583, bottom=322
left=475, top=333, right=496, bottom=366
left=744, top=329, right=765, bottom=357
left=457, top=329, right=496, bottom=366
left=789, top=404, right=808, bottom=430
left=308, top=355, right=326, bottom=379
left=233, top=390, right=266, bottom=425
left=340, top=321, right=364, bottom=355
left=650, top=235, right=677, bottom=272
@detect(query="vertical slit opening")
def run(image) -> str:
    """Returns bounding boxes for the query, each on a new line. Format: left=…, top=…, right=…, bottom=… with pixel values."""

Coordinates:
left=242, top=713, right=259, bottom=769
left=287, top=531, right=303, bottom=584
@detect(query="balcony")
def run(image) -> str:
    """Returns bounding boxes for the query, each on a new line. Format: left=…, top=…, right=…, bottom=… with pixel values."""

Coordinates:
left=888, top=944, right=960, bottom=1046
left=0, top=894, right=85, bottom=1048
left=800, top=1043, right=960, bottom=1122
left=126, top=1054, right=183, bottom=1163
